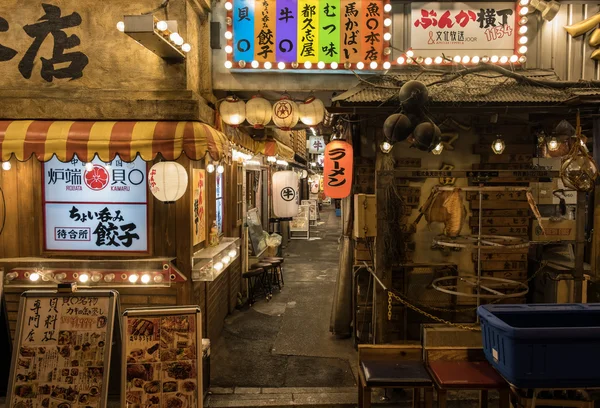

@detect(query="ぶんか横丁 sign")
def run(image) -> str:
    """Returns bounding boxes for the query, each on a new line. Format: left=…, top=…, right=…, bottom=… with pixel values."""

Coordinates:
left=407, top=2, right=529, bottom=65
left=43, top=154, right=149, bottom=253
left=225, top=0, right=392, bottom=70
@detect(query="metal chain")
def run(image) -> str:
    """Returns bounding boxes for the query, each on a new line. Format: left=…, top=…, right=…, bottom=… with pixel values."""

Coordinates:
left=386, top=261, right=549, bottom=331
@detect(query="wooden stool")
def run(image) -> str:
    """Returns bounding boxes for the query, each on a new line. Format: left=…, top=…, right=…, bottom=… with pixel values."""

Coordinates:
left=251, top=262, right=274, bottom=299
left=263, top=257, right=283, bottom=290
left=263, top=257, right=285, bottom=286
left=359, top=345, right=434, bottom=408
left=242, top=267, right=267, bottom=305
left=427, top=360, right=510, bottom=408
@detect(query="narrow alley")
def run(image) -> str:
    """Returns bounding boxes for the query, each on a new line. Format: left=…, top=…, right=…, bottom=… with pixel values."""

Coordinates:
left=210, top=207, right=358, bottom=389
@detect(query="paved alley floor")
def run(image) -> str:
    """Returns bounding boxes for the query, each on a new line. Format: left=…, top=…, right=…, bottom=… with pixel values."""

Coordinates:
left=210, top=207, right=357, bottom=388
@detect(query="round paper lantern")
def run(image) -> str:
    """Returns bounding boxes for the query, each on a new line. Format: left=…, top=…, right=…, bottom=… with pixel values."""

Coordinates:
left=148, top=161, right=189, bottom=203
left=272, top=96, right=299, bottom=130
left=324, top=140, right=353, bottom=199
left=246, top=95, right=272, bottom=129
left=399, top=80, right=429, bottom=112
left=219, top=96, right=246, bottom=127
left=273, top=170, right=299, bottom=217
left=383, top=113, right=414, bottom=142
left=298, top=97, right=325, bottom=126
left=411, top=122, right=441, bottom=152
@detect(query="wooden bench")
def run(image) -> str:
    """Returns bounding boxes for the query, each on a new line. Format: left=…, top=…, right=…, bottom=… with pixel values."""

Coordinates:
left=358, top=345, right=434, bottom=408
left=424, top=347, right=510, bottom=408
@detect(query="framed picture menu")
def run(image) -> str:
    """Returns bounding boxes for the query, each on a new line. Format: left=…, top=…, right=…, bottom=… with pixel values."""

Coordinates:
left=7, top=289, right=120, bottom=408
left=122, top=306, right=203, bottom=408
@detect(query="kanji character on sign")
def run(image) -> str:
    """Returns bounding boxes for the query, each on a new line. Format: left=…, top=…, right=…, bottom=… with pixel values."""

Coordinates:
left=496, top=9, right=513, bottom=25
left=322, top=42, right=338, bottom=57
left=238, top=6, right=251, bottom=21
left=477, top=8, right=497, bottom=28
left=0, top=16, right=17, bottom=62
left=118, top=223, right=140, bottom=247
left=279, top=7, right=294, bottom=22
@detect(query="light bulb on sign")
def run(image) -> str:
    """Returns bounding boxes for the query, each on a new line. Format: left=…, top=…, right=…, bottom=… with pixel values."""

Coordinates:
left=156, top=20, right=168, bottom=31
left=406, top=50, right=414, bottom=58
left=129, top=274, right=139, bottom=283
left=519, top=0, right=530, bottom=5
left=384, top=18, right=392, bottom=26
left=229, top=249, right=237, bottom=258
left=224, top=31, right=233, bottom=40
left=356, top=61, right=364, bottom=69
left=214, top=262, right=224, bottom=271
left=519, top=16, right=528, bottom=25
left=79, top=273, right=90, bottom=283
left=225, top=1, right=233, bottom=10
left=91, top=273, right=102, bottom=283
left=304, top=61, right=312, bottom=69
left=510, top=55, right=519, bottom=63
left=264, top=61, right=272, bottom=69
left=434, top=56, right=443, bottom=64
left=330, top=62, right=338, bottom=69
left=141, top=274, right=151, bottom=284
left=217, top=164, right=225, bottom=174
left=344, top=62, right=351, bottom=69
left=482, top=56, right=490, bottom=63
left=424, top=57, right=433, bottom=65
left=29, top=272, right=40, bottom=282
left=492, top=137, right=505, bottom=154
left=453, top=55, right=461, bottom=63
left=500, top=56, right=508, bottom=63
left=116, top=21, right=125, bottom=32
left=383, top=61, right=391, bottom=69
left=519, top=36, right=528, bottom=45
left=519, top=26, right=528, bottom=34
left=222, top=256, right=231, bottom=264
left=169, top=32, right=180, bottom=43
left=104, top=273, right=115, bottom=283
left=278, top=62, right=285, bottom=69
left=225, top=45, right=233, bottom=53
left=317, top=61, right=325, bottom=69
left=432, top=143, right=444, bottom=155
left=519, top=45, right=528, bottom=54
left=154, top=274, right=164, bottom=283
left=369, top=61, right=378, bottom=69
left=519, top=56, right=527, bottom=63
left=397, top=56, right=405, bottom=64
left=471, top=56, right=480, bottom=64
left=207, top=163, right=215, bottom=173
left=462, top=55, right=470, bottom=63
left=547, top=136, right=560, bottom=151
left=2, top=161, right=11, bottom=171
left=384, top=32, right=391, bottom=41
left=224, top=61, right=233, bottom=69
left=491, top=55, right=499, bottom=63
left=384, top=3, right=392, bottom=12
left=519, top=6, right=529, bottom=15
left=238, top=60, right=246, bottom=68
left=182, top=43, right=191, bottom=53
left=251, top=60, right=259, bottom=68
left=85, top=162, right=94, bottom=171
left=55, top=273, right=67, bottom=282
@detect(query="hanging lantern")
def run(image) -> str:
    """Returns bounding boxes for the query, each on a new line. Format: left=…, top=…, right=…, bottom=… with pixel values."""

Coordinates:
left=561, top=140, right=598, bottom=192
left=272, top=170, right=299, bottom=217
left=272, top=96, right=299, bottom=130
left=399, top=80, right=429, bottom=112
left=383, top=113, right=414, bottom=142
left=219, top=96, right=246, bottom=127
left=324, top=140, right=353, bottom=199
left=298, top=97, right=325, bottom=126
left=412, top=122, right=442, bottom=152
left=148, top=162, right=189, bottom=203
left=246, top=95, right=272, bottom=129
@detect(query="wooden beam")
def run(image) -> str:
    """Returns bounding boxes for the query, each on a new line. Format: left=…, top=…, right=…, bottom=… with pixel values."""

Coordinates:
left=592, top=118, right=600, bottom=280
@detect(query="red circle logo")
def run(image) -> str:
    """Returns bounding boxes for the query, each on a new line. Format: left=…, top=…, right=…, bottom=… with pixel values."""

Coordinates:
left=84, top=165, right=110, bottom=190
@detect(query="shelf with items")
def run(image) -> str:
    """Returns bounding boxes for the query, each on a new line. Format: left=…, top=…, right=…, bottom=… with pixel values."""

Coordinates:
left=191, top=237, right=241, bottom=281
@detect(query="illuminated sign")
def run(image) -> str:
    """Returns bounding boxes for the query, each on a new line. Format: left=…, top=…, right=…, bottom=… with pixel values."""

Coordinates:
left=43, top=154, right=148, bottom=252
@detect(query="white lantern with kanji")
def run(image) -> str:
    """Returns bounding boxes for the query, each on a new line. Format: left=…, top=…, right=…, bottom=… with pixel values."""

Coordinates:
left=246, top=95, right=272, bottom=129
left=272, top=96, right=299, bottom=130
left=148, top=162, right=189, bottom=203
left=219, top=96, right=246, bottom=127
left=272, top=170, right=299, bottom=217
left=298, top=97, right=325, bottom=126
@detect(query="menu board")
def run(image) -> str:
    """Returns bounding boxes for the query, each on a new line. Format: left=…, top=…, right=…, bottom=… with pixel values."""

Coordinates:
left=122, top=307, right=203, bottom=408
left=7, top=290, right=119, bottom=408
left=290, top=205, right=310, bottom=233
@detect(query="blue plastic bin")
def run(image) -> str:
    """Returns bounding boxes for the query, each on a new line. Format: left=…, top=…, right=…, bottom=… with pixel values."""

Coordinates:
left=477, top=303, right=600, bottom=388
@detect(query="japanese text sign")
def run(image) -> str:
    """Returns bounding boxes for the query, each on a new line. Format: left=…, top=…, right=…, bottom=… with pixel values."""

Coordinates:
left=8, top=290, right=118, bottom=408
left=43, top=154, right=148, bottom=252
left=308, top=135, right=325, bottom=153
left=323, top=140, right=353, bottom=198
left=231, top=0, right=387, bottom=65
left=410, top=2, right=517, bottom=57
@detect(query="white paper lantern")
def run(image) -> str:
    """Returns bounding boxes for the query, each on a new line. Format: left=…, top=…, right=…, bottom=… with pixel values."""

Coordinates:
left=272, top=170, right=299, bottom=217
left=246, top=96, right=272, bottom=129
left=272, top=96, right=299, bottom=130
left=298, top=97, right=325, bottom=126
left=219, top=96, right=246, bottom=127
left=148, top=162, right=189, bottom=202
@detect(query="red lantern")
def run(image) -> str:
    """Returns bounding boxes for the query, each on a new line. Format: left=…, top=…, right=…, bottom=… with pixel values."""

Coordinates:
left=324, top=140, right=353, bottom=199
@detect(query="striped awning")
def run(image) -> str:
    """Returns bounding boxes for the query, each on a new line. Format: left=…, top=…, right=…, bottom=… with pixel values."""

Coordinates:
left=0, top=121, right=229, bottom=162
left=255, top=139, right=295, bottom=162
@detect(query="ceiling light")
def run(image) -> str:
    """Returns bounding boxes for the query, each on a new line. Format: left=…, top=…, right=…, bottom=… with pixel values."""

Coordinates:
left=492, top=137, right=506, bottom=154
left=380, top=141, right=392, bottom=153
left=207, top=163, right=215, bottom=173
left=2, top=161, right=11, bottom=171
left=432, top=143, right=444, bottom=155
left=217, top=164, right=225, bottom=173
left=547, top=136, right=559, bottom=151
left=116, top=21, right=125, bottom=32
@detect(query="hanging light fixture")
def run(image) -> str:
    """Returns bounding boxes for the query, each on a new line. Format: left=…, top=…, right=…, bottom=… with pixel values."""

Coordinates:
left=219, top=96, right=246, bottom=127
left=380, top=140, right=393, bottom=153
left=492, top=137, right=506, bottom=154
left=2, top=161, right=11, bottom=170
left=547, top=136, right=560, bottom=151
left=432, top=143, right=444, bottom=155
left=206, top=163, right=215, bottom=173
left=246, top=95, right=272, bottom=129
left=217, top=164, right=225, bottom=174
left=148, top=161, right=189, bottom=203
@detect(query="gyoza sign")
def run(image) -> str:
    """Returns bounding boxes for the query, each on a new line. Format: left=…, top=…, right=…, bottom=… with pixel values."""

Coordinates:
left=410, top=2, right=517, bottom=59
left=43, top=154, right=148, bottom=252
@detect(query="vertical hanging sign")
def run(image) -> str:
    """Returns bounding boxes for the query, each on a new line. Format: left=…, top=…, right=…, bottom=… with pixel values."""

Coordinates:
left=324, top=140, right=353, bottom=198
left=360, top=0, right=383, bottom=63
left=319, top=0, right=341, bottom=62
left=298, top=0, right=319, bottom=63
left=341, top=0, right=362, bottom=63
left=233, top=0, right=255, bottom=62
left=255, top=0, right=277, bottom=62
left=276, top=0, right=298, bottom=62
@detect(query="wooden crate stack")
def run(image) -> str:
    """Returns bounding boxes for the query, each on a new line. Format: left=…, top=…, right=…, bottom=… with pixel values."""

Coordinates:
left=469, top=131, right=534, bottom=303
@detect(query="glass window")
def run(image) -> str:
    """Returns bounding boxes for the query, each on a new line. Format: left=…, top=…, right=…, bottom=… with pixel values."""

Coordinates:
left=216, top=171, right=224, bottom=235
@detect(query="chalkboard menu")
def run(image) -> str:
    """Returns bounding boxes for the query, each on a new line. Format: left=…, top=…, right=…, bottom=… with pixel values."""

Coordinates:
left=7, top=290, right=119, bottom=408
left=122, top=306, right=203, bottom=408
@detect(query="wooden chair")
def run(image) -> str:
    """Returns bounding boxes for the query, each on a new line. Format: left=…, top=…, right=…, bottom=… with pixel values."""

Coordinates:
left=358, top=345, right=434, bottom=408
left=424, top=347, right=510, bottom=408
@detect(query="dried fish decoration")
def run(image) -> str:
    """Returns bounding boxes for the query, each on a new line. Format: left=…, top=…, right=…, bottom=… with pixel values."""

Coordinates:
left=414, top=187, right=466, bottom=238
